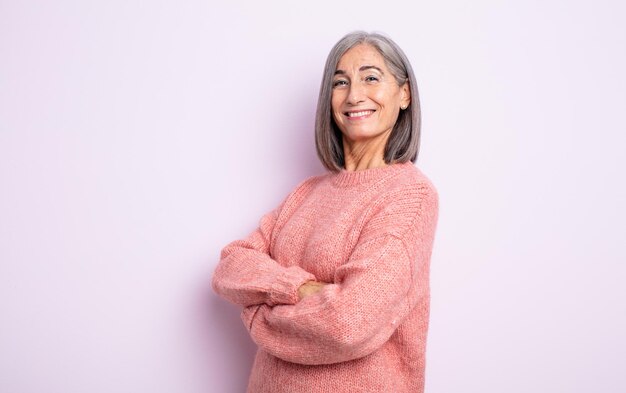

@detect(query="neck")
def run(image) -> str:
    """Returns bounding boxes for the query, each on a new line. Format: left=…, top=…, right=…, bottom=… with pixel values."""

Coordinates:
left=342, top=132, right=391, bottom=171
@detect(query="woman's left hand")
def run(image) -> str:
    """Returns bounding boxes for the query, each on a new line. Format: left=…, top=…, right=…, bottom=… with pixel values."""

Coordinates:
left=297, top=280, right=328, bottom=301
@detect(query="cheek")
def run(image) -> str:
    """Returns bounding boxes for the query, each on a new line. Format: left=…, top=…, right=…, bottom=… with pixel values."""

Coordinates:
left=376, top=89, right=400, bottom=110
left=331, top=95, right=343, bottom=119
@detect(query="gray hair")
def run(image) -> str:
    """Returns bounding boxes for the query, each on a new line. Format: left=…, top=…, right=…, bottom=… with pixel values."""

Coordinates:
left=315, top=31, right=421, bottom=172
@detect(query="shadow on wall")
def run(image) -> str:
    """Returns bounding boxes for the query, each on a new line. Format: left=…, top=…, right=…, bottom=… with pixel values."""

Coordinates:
left=195, top=278, right=257, bottom=391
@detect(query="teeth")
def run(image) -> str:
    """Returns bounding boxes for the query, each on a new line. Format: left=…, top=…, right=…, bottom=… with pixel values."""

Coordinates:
left=347, top=110, right=373, bottom=117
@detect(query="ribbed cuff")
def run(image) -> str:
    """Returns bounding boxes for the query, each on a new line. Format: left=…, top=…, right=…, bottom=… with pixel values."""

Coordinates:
left=270, top=266, right=317, bottom=305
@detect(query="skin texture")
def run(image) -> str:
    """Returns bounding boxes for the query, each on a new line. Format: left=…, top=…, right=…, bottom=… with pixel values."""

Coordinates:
left=298, top=43, right=411, bottom=300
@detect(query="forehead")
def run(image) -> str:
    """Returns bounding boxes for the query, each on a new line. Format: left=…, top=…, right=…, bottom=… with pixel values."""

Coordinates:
left=336, top=44, right=387, bottom=71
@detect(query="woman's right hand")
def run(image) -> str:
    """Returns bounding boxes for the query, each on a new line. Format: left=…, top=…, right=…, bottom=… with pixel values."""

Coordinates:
left=297, top=280, right=328, bottom=301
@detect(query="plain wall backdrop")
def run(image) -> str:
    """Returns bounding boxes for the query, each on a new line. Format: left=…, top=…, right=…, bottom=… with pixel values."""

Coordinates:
left=1, top=1, right=625, bottom=392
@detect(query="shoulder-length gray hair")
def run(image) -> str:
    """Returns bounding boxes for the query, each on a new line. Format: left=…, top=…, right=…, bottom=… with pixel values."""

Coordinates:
left=315, top=31, right=421, bottom=172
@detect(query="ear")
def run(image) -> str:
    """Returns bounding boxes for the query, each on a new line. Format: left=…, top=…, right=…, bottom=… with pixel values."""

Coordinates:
left=400, top=81, right=411, bottom=108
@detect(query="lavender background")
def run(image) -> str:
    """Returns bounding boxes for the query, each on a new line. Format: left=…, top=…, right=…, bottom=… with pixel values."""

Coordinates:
left=1, top=1, right=625, bottom=392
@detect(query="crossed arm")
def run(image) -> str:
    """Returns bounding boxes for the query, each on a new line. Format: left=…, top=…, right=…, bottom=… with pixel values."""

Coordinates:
left=211, top=184, right=438, bottom=365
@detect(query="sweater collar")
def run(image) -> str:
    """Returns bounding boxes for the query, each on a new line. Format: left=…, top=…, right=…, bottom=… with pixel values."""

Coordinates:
left=330, top=161, right=414, bottom=187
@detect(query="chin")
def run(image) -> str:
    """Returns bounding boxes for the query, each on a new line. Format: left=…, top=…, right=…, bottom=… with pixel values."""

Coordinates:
left=343, top=130, right=385, bottom=143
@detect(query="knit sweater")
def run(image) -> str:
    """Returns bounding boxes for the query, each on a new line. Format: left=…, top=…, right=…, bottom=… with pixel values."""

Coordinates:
left=211, top=161, right=439, bottom=393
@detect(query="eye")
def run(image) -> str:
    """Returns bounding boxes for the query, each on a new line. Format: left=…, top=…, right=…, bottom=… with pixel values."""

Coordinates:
left=365, top=75, right=379, bottom=82
left=332, top=79, right=348, bottom=88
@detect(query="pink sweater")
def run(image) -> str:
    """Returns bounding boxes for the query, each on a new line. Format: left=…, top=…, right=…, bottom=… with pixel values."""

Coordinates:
left=211, top=161, right=439, bottom=393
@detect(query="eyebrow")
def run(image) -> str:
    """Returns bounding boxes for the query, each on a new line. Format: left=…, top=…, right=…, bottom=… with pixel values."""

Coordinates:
left=334, top=65, right=385, bottom=75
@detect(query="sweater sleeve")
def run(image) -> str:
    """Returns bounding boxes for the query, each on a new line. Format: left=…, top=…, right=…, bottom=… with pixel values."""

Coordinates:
left=211, top=180, right=318, bottom=308
left=241, top=182, right=439, bottom=365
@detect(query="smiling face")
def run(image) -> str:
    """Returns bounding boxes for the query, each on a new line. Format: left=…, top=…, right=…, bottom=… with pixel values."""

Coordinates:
left=331, top=44, right=410, bottom=146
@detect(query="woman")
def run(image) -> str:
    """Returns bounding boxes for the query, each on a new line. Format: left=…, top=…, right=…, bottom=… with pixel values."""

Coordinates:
left=212, top=31, right=439, bottom=393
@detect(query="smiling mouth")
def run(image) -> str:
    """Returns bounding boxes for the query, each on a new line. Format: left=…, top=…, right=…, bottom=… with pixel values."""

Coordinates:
left=345, top=110, right=375, bottom=118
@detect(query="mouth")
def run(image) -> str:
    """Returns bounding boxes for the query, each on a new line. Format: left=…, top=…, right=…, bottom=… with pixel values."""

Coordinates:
left=344, top=110, right=375, bottom=119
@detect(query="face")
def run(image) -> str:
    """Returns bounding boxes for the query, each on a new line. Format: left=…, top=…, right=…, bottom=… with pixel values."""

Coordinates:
left=331, top=44, right=410, bottom=145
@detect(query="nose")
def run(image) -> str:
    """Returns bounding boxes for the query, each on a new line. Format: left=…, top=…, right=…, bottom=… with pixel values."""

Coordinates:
left=347, top=81, right=366, bottom=106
